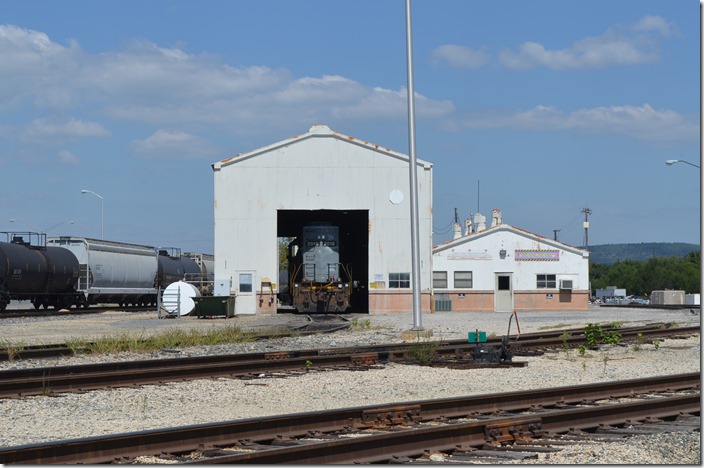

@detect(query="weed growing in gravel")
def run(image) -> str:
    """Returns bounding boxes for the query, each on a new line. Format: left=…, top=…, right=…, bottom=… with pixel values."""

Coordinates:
left=584, top=323, right=621, bottom=348
left=65, top=325, right=258, bottom=355
left=538, top=323, right=572, bottom=331
left=408, top=340, right=439, bottom=366
left=632, top=332, right=644, bottom=351
left=653, top=339, right=662, bottom=350
left=560, top=332, right=572, bottom=357
left=601, top=353, right=610, bottom=375
left=0, top=339, right=24, bottom=361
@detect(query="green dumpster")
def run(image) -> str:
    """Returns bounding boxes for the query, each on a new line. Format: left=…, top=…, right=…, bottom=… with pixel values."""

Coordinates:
left=193, top=296, right=236, bottom=318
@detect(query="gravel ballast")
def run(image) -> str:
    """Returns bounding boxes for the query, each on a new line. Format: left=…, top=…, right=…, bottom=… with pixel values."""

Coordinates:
left=0, top=305, right=700, bottom=464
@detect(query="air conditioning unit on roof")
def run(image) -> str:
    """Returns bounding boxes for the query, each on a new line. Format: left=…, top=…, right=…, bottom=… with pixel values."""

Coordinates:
left=559, top=279, right=573, bottom=290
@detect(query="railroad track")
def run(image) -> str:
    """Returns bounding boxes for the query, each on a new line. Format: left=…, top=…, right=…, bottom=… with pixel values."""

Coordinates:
left=0, top=321, right=693, bottom=362
left=0, top=304, right=155, bottom=319
left=0, top=323, right=697, bottom=399
left=0, top=373, right=698, bottom=464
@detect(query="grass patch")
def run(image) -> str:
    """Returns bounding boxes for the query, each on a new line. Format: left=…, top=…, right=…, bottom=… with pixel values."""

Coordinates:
left=0, top=339, right=25, bottom=361
left=537, top=323, right=573, bottom=331
left=65, top=325, right=258, bottom=355
left=408, top=340, right=440, bottom=366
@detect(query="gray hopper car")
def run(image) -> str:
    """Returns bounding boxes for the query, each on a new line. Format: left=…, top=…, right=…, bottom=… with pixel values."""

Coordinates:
left=47, top=236, right=160, bottom=307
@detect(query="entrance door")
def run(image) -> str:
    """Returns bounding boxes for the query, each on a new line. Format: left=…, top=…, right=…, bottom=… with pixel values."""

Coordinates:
left=494, top=273, right=513, bottom=312
left=235, top=270, right=255, bottom=315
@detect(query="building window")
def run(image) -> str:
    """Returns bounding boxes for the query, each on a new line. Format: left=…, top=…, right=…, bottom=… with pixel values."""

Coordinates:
left=433, top=271, right=447, bottom=289
left=537, top=274, right=556, bottom=289
left=454, top=271, right=473, bottom=289
left=389, top=272, right=410, bottom=288
left=239, top=273, right=253, bottom=293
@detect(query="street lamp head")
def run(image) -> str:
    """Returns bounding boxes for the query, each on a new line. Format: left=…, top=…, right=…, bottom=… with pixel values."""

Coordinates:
left=665, top=160, right=678, bottom=166
left=80, top=189, right=88, bottom=194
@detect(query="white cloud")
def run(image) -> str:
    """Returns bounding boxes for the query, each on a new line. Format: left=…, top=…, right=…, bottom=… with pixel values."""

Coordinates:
left=0, top=26, right=452, bottom=138
left=23, top=117, right=110, bottom=139
left=0, top=25, right=82, bottom=110
left=454, top=103, right=698, bottom=141
left=433, top=16, right=674, bottom=71
left=431, top=44, right=490, bottom=69
left=132, top=129, right=219, bottom=159
left=58, top=149, right=79, bottom=164
left=495, top=15, right=673, bottom=70
left=631, top=15, right=675, bottom=36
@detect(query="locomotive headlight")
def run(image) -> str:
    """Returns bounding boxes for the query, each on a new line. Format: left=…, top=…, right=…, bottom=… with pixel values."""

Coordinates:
left=345, top=283, right=349, bottom=288
left=337, top=283, right=342, bottom=289
left=294, top=283, right=299, bottom=288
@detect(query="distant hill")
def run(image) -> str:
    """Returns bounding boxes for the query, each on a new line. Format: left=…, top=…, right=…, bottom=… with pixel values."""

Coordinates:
left=588, top=242, right=700, bottom=264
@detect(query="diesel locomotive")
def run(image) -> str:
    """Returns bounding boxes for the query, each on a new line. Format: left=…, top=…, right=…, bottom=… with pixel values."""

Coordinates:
left=287, top=222, right=352, bottom=313
left=0, top=232, right=213, bottom=311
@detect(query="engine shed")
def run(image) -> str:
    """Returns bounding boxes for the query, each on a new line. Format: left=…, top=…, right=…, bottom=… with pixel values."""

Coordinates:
left=211, top=124, right=433, bottom=315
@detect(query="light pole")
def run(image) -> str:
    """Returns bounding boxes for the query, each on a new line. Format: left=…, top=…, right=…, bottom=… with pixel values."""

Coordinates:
left=80, top=189, right=104, bottom=239
left=43, top=220, right=74, bottom=234
left=665, top=159, right=700, bottom=169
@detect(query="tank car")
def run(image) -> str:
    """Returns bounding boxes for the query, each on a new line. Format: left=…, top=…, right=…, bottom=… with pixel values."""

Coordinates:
left=0, top=233, right=79, bottom=311
left=287, top=222, right=352, bottom=313
left=183, top=252, right=215, bottom=295
left=47, top=236, right=160, bottom=307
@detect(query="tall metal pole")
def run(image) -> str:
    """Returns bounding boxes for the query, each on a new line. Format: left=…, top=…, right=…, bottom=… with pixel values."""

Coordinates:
left=582, top=207, right=591, bottom=250
left=405, top=0, right=423, bottom=330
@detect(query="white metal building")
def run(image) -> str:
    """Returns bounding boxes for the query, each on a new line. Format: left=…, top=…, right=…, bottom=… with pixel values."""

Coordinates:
left=432, top=210, right=590, bottom=312
left=212, top=125, right=433, bottom=315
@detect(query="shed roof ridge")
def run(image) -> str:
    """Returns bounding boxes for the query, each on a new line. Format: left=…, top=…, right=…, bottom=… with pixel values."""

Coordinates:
left=212, top=124, right=432, bottom=170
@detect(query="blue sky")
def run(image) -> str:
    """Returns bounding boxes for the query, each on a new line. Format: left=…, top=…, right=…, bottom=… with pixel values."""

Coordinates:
left=0, top=0, right=699, bottom=255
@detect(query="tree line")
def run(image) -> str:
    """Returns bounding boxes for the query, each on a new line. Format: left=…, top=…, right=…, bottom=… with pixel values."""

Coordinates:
left=590, top=251, right=701, bottom=296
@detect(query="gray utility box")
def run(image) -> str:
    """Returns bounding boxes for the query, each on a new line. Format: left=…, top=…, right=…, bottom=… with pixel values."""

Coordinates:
left=193, top=296, right=235, bottom=318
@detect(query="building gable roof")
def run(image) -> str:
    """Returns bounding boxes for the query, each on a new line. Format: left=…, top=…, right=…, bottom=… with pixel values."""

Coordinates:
left=433, top=223, right=589, bottom=258
left=212, top=124, right=432, bottom=171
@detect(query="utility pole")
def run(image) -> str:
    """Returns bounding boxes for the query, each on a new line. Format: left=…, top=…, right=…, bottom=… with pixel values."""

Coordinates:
left=582, top=207, right=592, bottom=249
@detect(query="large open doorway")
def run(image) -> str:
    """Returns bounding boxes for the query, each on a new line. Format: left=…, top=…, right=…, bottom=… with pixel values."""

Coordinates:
left=277, top=209, right=369, bottom=313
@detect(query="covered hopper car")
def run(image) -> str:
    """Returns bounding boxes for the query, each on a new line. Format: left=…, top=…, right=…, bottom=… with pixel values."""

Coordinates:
left=0, top=232, right=215, bottom=311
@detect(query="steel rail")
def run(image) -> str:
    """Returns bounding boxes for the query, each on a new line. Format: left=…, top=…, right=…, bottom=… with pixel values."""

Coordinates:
left=190, top=394, right=700, bottom=464
left=0, top=324, right=697, bottom=398
left=0, top=322, right=689, bottom=361
left=0, top=372, right=698, bottom=464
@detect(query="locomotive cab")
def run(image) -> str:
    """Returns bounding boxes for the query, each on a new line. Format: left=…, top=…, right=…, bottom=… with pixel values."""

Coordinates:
left=288, top=223, right=352, bottom=313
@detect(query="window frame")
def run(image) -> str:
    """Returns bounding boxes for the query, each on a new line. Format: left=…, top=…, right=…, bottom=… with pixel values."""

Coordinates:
left=432, top=271, right=448, bottom=289
left=536, top=274, right=557, bottom=289
left=454, top=271, right=473, bottom=289
left=389, top=272, right=410, bottom=289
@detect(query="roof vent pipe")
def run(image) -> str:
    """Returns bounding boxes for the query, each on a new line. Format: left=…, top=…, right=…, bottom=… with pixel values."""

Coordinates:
left=491, top=209, right=503, bottom=227
left=453, top=223, right=462, bottom=239
left=474, top=213, right=486, bottom=232
left=464, top=217, right=474, bottom=236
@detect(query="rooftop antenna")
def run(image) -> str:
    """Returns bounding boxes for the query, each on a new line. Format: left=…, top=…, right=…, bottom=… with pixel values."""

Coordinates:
left=553, top=229, right=560, bottom=241
left=477, top=179, right=480, bottom=213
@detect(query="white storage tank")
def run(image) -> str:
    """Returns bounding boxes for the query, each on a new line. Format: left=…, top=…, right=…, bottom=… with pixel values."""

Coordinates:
left=685, top=294, right=700, bottom=306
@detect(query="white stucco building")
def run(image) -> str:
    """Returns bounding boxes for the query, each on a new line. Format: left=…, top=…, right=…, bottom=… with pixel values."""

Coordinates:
left=432, top=210, right=590, bottom=312
left=211, top=125, right=433, bottom=315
